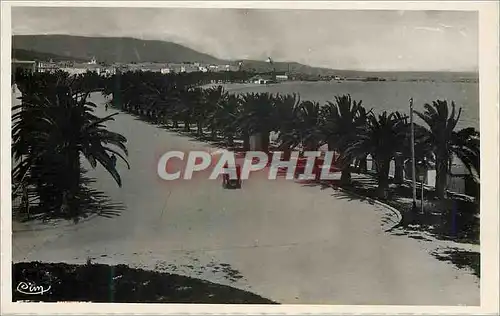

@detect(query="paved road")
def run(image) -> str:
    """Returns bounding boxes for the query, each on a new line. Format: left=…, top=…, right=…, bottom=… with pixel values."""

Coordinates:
left=12, top=93, right=479, bottom=305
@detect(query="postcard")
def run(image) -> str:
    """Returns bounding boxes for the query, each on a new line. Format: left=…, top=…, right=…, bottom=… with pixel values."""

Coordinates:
left=1, top=1, right=498, bottom=315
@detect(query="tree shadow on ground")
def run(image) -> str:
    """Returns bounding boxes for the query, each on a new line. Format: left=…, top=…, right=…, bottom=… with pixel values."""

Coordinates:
left=300, top=176, right=479, bottom=245
left=154, top=259, right=247, bottom=284
left=13, top=262, right=276, bottom=304
left=301, top=176, right=480, bottom=278
left=301, top=179, right=375, bottom=205
left=387, top=195, right=479, bottom=246
left=431, top=248, right=480, bottom=278
left=14, top=175, right=125, bottom=224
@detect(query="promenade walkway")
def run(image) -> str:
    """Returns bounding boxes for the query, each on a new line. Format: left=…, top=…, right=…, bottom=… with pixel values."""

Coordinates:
left=12, top=93, right=479, bottom=305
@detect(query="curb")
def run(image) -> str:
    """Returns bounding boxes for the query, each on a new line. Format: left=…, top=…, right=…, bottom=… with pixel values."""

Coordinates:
left=332, top=185, right=403, bottom=232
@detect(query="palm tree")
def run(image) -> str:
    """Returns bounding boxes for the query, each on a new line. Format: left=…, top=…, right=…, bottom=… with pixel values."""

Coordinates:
left=274, top=93, right=301, bottom=159
left=414, top=100, right=479, bottom=199
left=238, top=92, right=276, bottom=152
left=12, top=72, right=129, bottom=218
left=345, top=111, right=408, bottom=199
left=321, top=95, right=369, bottom=184
left=296, top=100, right=324, bottom=152
left=206, top=93, right=241, bottom=147
left=202, top=85, right=226, bottom=139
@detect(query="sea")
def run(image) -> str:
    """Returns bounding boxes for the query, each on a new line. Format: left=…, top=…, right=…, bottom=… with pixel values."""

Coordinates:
left=217, top=81, right=479, bottom=130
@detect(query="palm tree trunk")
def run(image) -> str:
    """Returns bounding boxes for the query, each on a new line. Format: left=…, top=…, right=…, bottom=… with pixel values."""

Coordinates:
left=340, top=166, right=351, bottom=185
left=305, top=141, right=317, bottom=152
left=435, top=157, right=448, bottom=199
left=358, top=156, right=368, bottom=173
left=250, top=133, right=262, bottom=151
left=197, top=121, right=203, bottom=136
left=339, top=150, right=352, bottom=184
left=376, top=159, right=390, bottom=199
left=227, top=134, right=234, bottom=147
left=61, top=147, right=80, bottom=217
left=261, top=131, right=270, bottom=153
left=327, top=139, right=335, bottom=152
left=278, top=143, right=292, bottom=161
left=242, top=131, right=250, bottom=151
left=394, top=153, right=404, bottom=185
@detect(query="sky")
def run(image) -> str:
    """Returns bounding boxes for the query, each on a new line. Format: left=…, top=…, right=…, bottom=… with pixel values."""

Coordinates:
left=11, top=7, right=478, bottom=71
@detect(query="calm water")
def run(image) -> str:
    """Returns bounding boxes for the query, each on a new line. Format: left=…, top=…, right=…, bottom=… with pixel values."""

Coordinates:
left=219, top=81, right=479, bottom=130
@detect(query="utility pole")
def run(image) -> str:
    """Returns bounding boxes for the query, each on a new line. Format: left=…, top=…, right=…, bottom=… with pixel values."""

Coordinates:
left=410, top=98, right=417, bottom=210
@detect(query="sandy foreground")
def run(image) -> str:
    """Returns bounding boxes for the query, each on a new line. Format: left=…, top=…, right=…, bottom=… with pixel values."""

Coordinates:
left=12, top=93, right=479, bottom=305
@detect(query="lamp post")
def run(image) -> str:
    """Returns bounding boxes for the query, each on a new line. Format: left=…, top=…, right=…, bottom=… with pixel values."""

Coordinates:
left=421, top=177, right=425, bottom=214
left=421, top=157, right=427, bottom=214
left=266, top=57, right=275, bottom=81
left=409, top=98, right=417, bottom=211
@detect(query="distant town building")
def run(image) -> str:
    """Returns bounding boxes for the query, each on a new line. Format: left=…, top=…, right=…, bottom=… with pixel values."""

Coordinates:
left=250, top=75, right=273, bottom=84
left=275, top=74, right=289, bottom=81
left=101, top=67, right=116, bottom=76
left=37, top=61, right=59, bottom=73
left=60, top=62, right=101, bottom=75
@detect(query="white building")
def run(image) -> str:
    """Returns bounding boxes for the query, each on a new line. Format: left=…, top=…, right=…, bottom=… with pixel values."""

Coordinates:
left=37, top=61, right=59, bottom=73
left=250, top=75, right=273, bottom=84
left=276, top=74, right=289, bottom=81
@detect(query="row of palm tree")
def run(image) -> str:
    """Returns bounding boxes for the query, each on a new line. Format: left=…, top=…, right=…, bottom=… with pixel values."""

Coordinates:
left=101, top=71, right=479, bottom=200
left=12, top=70, right=130, bottom=219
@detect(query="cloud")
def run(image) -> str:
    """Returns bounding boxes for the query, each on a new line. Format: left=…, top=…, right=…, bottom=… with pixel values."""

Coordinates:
left=11, top=7, right=478, bottom=71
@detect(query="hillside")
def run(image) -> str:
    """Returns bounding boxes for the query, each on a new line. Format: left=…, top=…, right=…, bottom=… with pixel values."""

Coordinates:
left=12, top=48, right=87, bottom=62
left=12, top=35, right=223, bottom=64
left=238, top=60, right=340, bottom=77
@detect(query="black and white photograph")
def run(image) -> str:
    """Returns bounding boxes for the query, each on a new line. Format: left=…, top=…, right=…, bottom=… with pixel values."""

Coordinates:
left=1, top=1, right=499, bottom=314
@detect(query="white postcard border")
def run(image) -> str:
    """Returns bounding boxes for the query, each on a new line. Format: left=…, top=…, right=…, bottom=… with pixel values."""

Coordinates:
left=1, top=1, right=498, bottom=315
